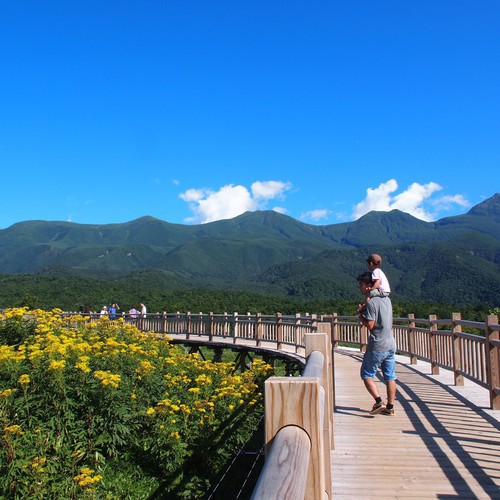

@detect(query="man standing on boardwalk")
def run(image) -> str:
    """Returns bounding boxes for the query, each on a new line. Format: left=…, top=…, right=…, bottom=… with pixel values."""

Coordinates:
left=357, top=271, right=397, bottom=415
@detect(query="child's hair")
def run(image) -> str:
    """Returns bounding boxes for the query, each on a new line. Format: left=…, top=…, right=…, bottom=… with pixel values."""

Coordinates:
left=366, top=253, right=382, bottom=266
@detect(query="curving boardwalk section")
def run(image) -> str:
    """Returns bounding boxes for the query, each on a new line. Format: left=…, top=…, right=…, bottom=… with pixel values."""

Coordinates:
left=332, top=349, right=500, bottom=499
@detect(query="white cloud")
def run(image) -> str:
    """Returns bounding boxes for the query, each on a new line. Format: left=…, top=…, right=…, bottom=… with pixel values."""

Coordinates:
left=301, top=209, right=331, bottom=222
left=251, top=180, right=292, bottom=200
left=391, top=181, right=443, bottom=220
left=353, top=179, right=398, bottom=218
left=179, top=180, right=292, bottom=223
left=353, top=179, right=449, bottom=221
left=179, top=188, right=208, bottom=203
left=432, top=194, right=470, bottom=210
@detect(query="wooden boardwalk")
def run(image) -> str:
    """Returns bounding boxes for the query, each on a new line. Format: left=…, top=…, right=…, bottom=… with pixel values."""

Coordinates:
left=331, top=349, right=500, bottom=499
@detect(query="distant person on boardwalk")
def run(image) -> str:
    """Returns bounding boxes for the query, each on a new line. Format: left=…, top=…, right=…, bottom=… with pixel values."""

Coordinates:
left=139, top=303, right=147, bottom=330
left=129, top=305, right=138, bottom=319
left=357, top=253, right=391, bottom=314
left=357, top=271, right=396, bottom=416
left=108, top=303, right=120, bottom=320
left=100, top=305, right=108, bottom=317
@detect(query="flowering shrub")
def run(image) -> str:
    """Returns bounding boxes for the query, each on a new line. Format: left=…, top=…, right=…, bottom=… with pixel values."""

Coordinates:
left=0, top=308, right=270, bottom=497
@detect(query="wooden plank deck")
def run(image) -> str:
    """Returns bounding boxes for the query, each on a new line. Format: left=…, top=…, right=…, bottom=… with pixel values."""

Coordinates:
left=331, top=349, right=500, bottom=499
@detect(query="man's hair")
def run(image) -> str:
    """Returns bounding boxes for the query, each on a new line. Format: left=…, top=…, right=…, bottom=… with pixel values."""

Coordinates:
left=357, top=271, right=374, bottom=285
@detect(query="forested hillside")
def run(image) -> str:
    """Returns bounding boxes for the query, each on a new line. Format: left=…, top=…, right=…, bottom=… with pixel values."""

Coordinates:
left=0, top=194, right=498, bottom=310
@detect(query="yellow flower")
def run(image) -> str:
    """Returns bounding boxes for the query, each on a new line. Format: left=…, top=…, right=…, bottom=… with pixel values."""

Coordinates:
left=73, top=467, right=103, bottom=487
left=0, top=389, right=17, bottom=399
left=30, top=456, right=47, bottom=469
left=4, top=425, right=23, bottom=435
left=195, top=374, right=212, bottom=385
left=75, top=361, right=91, bottom=373
left=93, top=370, right=121, bottom=389
left=136, top=360, right=155, bottom=376
left=18, top=374, right=31, bottom=386
left=49, top=359, right=66, bottom=371
left=146, top=407, right=155, bottom=415
left=170, top=431, right=180, bottom=439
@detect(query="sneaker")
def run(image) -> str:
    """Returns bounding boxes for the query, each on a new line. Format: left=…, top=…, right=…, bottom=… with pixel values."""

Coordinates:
left=380, top=408, right=395, bottom=416
left=369, top=401, right=386, bottom=415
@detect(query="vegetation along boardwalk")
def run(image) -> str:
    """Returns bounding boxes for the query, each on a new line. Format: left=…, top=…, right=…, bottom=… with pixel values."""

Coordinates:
left=68, top=311, right=500, bottom=497
left=331, top=349, right=500, bottom=499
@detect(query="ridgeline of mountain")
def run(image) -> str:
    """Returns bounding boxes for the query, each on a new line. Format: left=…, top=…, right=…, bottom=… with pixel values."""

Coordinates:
left=0, top=194, right=499, bottom=307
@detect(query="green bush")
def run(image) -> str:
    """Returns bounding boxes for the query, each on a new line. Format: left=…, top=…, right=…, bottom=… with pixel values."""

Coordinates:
left=0, top=308, right=269, bottom=498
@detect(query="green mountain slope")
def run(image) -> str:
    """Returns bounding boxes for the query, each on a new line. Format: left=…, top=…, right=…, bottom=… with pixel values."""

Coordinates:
left=0, top=194, right=498, bottom=307
left=257, top=231, right=500, bottom=306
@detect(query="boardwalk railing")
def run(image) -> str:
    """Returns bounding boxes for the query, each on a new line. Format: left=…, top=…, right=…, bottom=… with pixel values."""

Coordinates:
left=72, top=311, right=319, bottom=353
left=65, top=309, right=498, bottom=498
left=327, top=312, right=500, bottom=410
left=251, top=332, right=334, bottom=500
left=67, top=310, right=500, bottom=410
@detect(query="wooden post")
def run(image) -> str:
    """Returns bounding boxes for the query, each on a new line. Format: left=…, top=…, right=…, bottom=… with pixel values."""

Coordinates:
left=256, top=312, right=263, bottom=347
left=311, top=313, right=317, bottom=330
left=186, top=311, right=191, bottom=340
left=429, top=314, right=439, bottom=375
left=162, top=311, right=167, bottom=334
left=408, top=314, right=417, bottom=365
left=224, top=312, right=229, bottom=336
left=305, top=332, right=333, bottom=495
left=452, top=312, right=464, bottom=386
left=360, top=323, right=368, bottom=353
left=209, top=311, right=214, bottom=341
left=295, top=313, right=301, bottom=349
left=485, top=315, right=500, bottom=410
left=264, top=377, right=325, bottom=499
left=233, top=312, right=238, bottom=343
left=332, top=313, right=338, bottom=348
left=317, top=315, right=332, bottom=345
left=277, top=312, right=283, bottom=350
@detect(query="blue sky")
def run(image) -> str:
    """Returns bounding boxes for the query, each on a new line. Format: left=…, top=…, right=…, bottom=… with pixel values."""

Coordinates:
left=1, top=1, right=498, bottom=229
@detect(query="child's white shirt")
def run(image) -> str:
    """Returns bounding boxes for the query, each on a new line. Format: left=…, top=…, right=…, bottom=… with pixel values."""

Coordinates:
left=372, top=268, right=391, bottom=293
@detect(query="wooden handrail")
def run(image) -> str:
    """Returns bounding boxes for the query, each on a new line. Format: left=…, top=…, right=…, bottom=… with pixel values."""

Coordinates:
left=324, top=312, right=500, bottom=410
left=60, top=309, right=499, bottom=496
left=63, top=310, right=500, bottom=409
left=252, top=332, right=333, bottom=500
left=251, top=425, right=311, bottom=500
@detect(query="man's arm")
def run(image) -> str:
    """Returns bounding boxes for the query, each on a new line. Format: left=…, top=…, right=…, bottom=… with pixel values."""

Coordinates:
left=359, top=313, right=375, bottom=331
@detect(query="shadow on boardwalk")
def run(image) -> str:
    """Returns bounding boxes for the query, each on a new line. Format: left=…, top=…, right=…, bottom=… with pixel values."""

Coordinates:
left=331, top=349, right=500, bottom=499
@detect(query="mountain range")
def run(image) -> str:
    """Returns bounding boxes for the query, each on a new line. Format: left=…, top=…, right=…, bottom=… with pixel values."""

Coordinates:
left=0, top=193, right=499, bottom=307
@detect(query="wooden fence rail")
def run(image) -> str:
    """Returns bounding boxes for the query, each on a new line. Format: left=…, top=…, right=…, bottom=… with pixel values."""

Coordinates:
left=65, top=310, right=500, bottom=410
left=327, top=312, right=500, bottom=410
left=63, top=309, right=498, bottom=498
